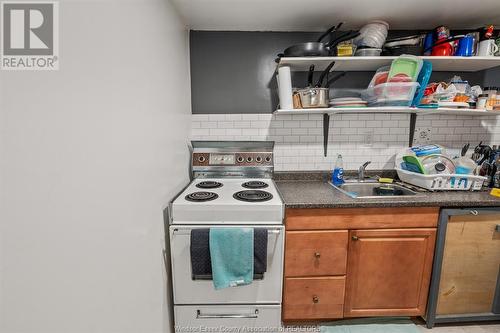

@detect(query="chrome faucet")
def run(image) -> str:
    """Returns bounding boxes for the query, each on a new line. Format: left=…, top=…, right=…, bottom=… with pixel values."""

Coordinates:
left=358, top=161, right=371, bottom=182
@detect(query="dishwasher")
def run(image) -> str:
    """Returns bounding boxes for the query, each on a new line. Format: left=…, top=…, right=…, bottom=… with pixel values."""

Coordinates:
left=425, top=208, right=500, bottom=328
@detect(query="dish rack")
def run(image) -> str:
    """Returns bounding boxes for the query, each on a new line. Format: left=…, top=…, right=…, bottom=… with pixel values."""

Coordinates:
left=396, top=168, right=486, bottom=191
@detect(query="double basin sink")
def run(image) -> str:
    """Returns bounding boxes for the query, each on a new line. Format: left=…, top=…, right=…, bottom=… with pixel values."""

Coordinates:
left=331, top=180, right=421, bottom=199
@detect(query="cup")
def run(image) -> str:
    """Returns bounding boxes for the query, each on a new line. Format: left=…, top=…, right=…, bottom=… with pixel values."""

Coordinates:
left=477, top=39, right=499, bottom=56
left=456, top=35, right=475, bottom=56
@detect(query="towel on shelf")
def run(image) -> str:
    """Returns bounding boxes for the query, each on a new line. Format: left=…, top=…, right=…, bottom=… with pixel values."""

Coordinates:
left=209, top=227, right=254, bottom=289
left=190, top=228, right=267, bottom=278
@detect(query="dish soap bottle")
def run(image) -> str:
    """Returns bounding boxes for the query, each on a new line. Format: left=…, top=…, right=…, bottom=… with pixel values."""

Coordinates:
left=332, top=154, right=344, bottom=186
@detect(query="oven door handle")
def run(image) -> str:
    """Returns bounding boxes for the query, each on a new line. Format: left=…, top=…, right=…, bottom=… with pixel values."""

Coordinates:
left=196, top=309, right=259, bottom=319
left=172, top=228, right=281, bottom=236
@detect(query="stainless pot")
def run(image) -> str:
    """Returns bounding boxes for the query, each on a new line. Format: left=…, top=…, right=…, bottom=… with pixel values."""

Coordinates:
left=298, top=88, right=329, bottom=108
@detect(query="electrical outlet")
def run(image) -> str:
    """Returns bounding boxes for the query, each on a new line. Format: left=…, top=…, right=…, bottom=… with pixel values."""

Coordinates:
left=413, top=127, right=431, bottom=145
left=360, top=129, right=374, bottom=147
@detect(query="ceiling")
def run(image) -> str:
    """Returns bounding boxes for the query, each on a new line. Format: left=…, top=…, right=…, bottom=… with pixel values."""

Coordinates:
left=171, top=0, right=500, bottom=31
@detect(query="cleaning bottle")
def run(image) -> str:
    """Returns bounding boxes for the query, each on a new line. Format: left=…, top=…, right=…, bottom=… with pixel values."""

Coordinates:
left=332, top=154, right=344, bottom=186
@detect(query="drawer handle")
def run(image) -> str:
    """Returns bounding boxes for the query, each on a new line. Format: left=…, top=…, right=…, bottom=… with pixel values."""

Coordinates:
left=312, top=295, right=319, bottom=304
left=352, top=235, right=359, bottom=241
left=470, top=210, right=479, bottom=216
left=314, top=252, right=321, bottom=259
left=196, top=309, right=258, bottom=319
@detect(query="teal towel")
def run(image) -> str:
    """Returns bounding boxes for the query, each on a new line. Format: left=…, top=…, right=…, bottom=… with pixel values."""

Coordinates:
left=209, top=228, right=254, bottom=290
left=320, top=317, right=419, bottom=333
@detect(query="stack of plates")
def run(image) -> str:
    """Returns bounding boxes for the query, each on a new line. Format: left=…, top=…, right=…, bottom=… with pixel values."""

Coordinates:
left=329, top=97, right=368, bottom=108
left=438, top=101, right=470, bottom=109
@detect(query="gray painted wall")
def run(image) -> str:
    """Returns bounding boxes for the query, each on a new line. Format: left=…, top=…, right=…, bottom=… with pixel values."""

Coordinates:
left=190, top=31, right=494, bottom=114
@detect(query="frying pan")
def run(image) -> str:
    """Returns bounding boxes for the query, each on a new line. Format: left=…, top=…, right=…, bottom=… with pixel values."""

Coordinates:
left=324, top=71, right=347, bottom=87
left=307, top=65, right=315, bottom=87
left=315, top=61, right=336, bottom=87
left=277, top=23, right=343, bottom=58
left=283, top=30, right=359, bottom=57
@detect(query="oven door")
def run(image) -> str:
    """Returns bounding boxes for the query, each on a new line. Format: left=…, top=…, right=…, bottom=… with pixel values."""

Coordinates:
left=169, top=225, right=284, bottom=304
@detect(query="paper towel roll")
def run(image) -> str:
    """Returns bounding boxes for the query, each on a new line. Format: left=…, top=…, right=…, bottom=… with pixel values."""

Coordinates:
left=277, top=66, right=293, bottom=110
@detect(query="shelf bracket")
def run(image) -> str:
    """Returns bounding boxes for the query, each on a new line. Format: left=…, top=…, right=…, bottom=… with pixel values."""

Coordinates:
left=323, top=113, right=330, bottom=157
left=408, top=113, right=417, bottom=147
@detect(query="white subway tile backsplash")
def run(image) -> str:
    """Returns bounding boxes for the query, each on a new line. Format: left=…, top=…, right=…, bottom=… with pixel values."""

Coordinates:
left=209, top=128, right=226, bottom=136
left=366, top=120, right=382, bottom=128
left=191, top=113, right=499, bottom=171
left=201, top=121, right=217, bottom=128
left=283, top=120, right=300, bottom=128
left=241, top=114, right=261, bottom=120
left=234, top=121, right=251, bottom=128
left=218, top=121, right=234, bottom=128
left=241, top=128, right=259, bottom=135
left=209, top=114, right=226, bottom=121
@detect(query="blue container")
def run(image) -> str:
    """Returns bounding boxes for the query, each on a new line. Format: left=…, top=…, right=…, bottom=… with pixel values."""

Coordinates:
left=456, top=35, right=475, bottom=56
left=423, top=32, right=434, bottom=56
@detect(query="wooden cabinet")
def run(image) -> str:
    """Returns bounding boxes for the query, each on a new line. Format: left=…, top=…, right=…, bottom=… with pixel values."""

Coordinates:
left=344, top=228, right=436, bottom=317
left=282, top=207, right=438, bottom=322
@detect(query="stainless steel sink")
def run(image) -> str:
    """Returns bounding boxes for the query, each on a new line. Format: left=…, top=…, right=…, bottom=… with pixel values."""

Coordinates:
left=331, top=181, right=420, bottom=199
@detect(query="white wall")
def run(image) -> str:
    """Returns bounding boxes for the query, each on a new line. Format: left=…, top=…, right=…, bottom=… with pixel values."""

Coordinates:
left=0, top=1, right=191, bottom=332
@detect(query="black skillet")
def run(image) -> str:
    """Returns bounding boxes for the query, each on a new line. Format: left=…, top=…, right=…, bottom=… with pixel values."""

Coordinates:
left=277, top=23, right=343, bottom=58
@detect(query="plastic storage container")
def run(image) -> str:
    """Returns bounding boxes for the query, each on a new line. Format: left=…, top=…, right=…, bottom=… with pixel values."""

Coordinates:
left=364, top=82, right=420, bottom=106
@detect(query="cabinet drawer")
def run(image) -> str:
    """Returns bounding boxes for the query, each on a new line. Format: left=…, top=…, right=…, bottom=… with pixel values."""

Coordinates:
left=285, top=230, right=348, bottom=277
left=283, top=277, right=345, bottom=321
left=286, top=207, right=439, bottom=230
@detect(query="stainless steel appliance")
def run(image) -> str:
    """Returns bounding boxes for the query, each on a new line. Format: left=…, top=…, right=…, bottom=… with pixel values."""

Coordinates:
left=169, top=141, right=284, bottom=332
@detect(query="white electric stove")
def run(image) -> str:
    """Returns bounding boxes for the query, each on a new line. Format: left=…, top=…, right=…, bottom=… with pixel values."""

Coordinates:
left=169, top=141, right=284, bottom=333
left=172, top=178, right=283, bottom=224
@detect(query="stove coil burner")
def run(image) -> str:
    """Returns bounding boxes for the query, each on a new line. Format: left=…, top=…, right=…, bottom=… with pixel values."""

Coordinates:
left=196, top=181, right=223, bottom=189
left=242, top=181, right=269, bottom=189
left=233, top=190, right=273, bottom=202
left=185, top=191, right=219, bottom=202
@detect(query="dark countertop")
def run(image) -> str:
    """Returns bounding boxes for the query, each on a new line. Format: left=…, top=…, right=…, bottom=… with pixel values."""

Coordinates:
left=274, top=172, right=500, bottom=209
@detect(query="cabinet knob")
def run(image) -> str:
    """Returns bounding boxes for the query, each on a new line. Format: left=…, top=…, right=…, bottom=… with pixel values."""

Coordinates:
left=495, top=224, right=500, bottom=232
left=314, top=252, right=321, bottom=258
left=352, top=235, right=359, bottom=241
left=312, top=295, right=319, bottom=303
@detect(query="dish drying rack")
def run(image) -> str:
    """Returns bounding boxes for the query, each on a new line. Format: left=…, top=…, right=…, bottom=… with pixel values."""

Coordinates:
left=396, top=168, right=486, bottom=191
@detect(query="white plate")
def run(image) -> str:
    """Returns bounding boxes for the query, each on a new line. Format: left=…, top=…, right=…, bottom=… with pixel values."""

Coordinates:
left=438, top=101, right=470, bottom=108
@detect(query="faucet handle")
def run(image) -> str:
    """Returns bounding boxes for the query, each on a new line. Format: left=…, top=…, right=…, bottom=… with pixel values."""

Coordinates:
left=360, top=161, right=371, bottom=169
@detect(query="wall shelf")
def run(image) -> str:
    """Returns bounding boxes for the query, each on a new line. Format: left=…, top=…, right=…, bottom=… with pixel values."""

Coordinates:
left=278, top=56, right=500, bottom=72
left=276, top=56, right=500, bottom=156
left=274, top=107, right=496, bottom=116
left=274, top=107, right=499, bottom=157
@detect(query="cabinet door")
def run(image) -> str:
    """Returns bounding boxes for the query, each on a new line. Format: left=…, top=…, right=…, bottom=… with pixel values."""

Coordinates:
left=344, top=228, right=436, bottom=317
left=436, top=214, right=500, bottom=315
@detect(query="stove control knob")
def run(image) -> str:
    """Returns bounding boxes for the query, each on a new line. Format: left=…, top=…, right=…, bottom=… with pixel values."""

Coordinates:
left=246, top=156, right=253, bottom=162
left=198, top=156, right=206, bottom=163
left=237, top=156, right=244, bottom=163
left=265, top=155, right=272, bottom=163
left=255, top=156, right=262, bottom=163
